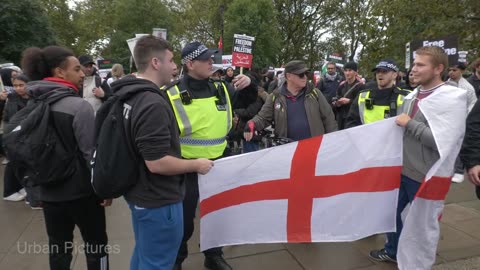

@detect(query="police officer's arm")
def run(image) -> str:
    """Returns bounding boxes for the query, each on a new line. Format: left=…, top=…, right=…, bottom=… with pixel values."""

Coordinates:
left=344, top=96, right=362, bottom=129
left=132, top=94, right=213, bottom=175
left=317, top=91, right=338, bottom=132
left=227, top=74, right=258, bottom=109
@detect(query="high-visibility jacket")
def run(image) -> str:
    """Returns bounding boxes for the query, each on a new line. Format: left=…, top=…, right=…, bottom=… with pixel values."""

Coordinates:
left=165, top=82, right=232, bottom=159
left=357, top=88, right=410, bottom=124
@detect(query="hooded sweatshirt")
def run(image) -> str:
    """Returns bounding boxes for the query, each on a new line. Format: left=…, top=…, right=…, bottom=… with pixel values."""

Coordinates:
left=111, top=75, right=185, bottom=208
left=27, top=80, right=95, bottom=202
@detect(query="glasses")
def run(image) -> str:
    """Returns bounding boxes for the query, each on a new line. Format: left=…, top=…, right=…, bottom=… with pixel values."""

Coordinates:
left=295, top=72, right=308, bottom=78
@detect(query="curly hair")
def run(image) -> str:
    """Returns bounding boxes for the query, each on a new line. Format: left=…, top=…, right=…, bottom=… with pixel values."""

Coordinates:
left=21, top=46, right=74, bottom=81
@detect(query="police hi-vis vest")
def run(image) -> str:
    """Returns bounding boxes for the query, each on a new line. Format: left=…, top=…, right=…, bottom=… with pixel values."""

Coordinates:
left=357, top=89, right=408, bottom=124
left=165, top=82, right=232, bottom=159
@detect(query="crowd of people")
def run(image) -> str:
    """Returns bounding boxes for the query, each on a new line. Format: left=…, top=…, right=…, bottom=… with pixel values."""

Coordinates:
left=0, top=34, right=479, bottom=270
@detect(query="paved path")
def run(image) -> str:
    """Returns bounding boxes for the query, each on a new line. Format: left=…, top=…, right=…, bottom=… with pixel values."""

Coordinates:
left=1, top=164, right=480, bottom=269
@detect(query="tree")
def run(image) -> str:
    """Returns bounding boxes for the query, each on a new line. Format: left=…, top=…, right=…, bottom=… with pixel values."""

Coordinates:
left=224, top=0, right=281, bottom=68
left=0, top=0, right=56, bottom=64
left=100, top=0, right=174, bottom=69
left=273, top=0, right=339, bottom=68
left=358, top=0, right=480, bottom=76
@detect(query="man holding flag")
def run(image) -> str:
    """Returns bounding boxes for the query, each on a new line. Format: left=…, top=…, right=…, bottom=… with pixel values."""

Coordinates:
left=369, top=46, right=468, bottom=268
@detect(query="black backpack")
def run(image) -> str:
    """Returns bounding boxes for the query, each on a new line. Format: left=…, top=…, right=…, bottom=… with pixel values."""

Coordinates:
left=90, top=86, right=160, bottom=199
left=3, top=89, right=78, bottom=187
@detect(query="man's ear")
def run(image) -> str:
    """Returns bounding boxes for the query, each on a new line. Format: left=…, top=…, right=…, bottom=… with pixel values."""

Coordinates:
left=52, top=67, right=64, bottom=79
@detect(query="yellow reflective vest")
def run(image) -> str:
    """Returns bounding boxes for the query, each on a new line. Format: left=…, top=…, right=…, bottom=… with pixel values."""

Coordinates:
left=357, top=88, right=410, bottom=124
left=165, top=82, right=232, bottom=159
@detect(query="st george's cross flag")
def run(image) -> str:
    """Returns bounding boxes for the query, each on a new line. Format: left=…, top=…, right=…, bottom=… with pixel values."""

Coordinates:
left=198, top=118, right=404, bottom=251
left=198, top=84, right=467, bottom=269
left=397, top=85, right=467, bottom=269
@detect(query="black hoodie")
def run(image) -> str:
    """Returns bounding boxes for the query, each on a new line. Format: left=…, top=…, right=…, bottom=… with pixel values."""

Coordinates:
left=27, top=80, right=96, bottom=202
left=110, top=75, right=184, bottom=208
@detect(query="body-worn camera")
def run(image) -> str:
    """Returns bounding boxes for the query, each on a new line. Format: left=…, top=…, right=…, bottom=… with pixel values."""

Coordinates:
left=365, top=98, right=374, bottom=110
left=180, top=89, right=192, bottom=105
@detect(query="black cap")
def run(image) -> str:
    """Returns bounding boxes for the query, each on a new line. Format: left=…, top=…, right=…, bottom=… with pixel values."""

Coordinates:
left=372, top=59, right=399, bottom=72
left=181, top=42, right=217, bottom=64
left=78, top=55, right=95, bottom=66
left=450, top=62, right=467, bottom=70
left=284, top=60, right=309, bottom=75
left=344, top=61, right=358, bottom=72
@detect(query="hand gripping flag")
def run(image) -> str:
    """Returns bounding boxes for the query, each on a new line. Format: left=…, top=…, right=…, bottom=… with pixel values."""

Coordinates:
left=397, top=85, right=468, bottom=270
left=199, top=118, right=404, bottom=251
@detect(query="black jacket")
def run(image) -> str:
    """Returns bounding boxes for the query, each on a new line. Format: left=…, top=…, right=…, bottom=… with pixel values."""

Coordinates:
left=316, top=74, right=342, bottom=103
left=1, top=93, right=29, bottom=123
left=178, top=74, right=258, bottom=110
left=468, top=74, right=480, bottom=98
left=111, top=76, right=185, bottom=208
left=335, top=79, right=365, bottom=130
left=27, top=81, right=95, bottom=202
left=461, top=99, right=480, bottom=169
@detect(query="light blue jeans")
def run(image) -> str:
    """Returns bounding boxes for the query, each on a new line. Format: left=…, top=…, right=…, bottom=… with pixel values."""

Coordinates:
left=128, top=202, right=183, bottom=270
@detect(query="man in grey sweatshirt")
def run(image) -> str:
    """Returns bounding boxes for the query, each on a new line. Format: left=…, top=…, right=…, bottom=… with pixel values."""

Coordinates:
left=369, top=46, right=455, bottom=263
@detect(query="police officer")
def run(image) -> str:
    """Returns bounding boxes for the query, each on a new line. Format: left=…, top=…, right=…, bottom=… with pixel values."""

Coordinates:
left=345, top=60, right=411, bottom=128
left=166, top=42, right=257, bottom=270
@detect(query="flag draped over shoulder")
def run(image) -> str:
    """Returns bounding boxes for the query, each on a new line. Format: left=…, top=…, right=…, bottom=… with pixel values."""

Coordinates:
left=199, top=119, right=404, bottom=251
left=397, top=86, right=468, bottom=270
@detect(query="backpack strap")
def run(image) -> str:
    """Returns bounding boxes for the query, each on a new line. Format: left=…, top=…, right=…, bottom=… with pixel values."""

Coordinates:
left=37, top=89, right=78, bottom=105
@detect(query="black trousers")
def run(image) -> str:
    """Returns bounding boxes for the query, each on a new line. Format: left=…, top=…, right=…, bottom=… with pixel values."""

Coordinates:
left=42, top=195, right=109, bottom=270
left=3, top=163, right=23, bottom=197
left=176, top=172, right=222, bottom=264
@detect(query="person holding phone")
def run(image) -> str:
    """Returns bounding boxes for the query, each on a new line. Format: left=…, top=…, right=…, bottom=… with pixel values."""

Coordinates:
left=78, top=55, right=111, bottom=113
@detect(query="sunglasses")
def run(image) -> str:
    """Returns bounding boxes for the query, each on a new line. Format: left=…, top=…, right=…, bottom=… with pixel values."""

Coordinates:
left=295, top=72, right=308, bottom=78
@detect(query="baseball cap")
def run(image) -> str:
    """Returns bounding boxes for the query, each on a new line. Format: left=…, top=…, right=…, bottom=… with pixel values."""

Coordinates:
left=78, top=55, right=95, bottom=66
left=181, top=42, right=218, bottom=64
left=284, top=60, right=309, bottom=75
left=450, top=62, right=467, bottom=70
left=343, top=61, right=358, bottom=72
left=372, top=59, right=399, bottom=72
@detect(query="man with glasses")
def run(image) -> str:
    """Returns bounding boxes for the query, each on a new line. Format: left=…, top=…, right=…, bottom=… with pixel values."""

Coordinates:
left=166, top=42, right=257, bottom=270
left=244, top=60, right=337, bottom=142
left=317, top=61, right=342, bottom=104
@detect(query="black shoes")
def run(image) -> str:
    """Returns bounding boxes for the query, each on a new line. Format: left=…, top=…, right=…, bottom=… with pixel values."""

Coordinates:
left=369, top=249, right=397, bottom=263
left=204, top=255, right=232, bottom=270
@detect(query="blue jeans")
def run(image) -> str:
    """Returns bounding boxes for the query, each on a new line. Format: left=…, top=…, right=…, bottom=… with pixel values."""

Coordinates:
left=242, top=140, right=259, bottom=153
left=385, top=174, right=421, bottom=257
left=128, top=202, right=183, bottom=270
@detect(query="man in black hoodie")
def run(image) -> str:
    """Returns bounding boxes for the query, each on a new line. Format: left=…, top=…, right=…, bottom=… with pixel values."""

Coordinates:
left=20, top=45, right=110, bottom=270
left=166, top=41, right=257, bottom=270
left=111, top=36, right=214, bottom=270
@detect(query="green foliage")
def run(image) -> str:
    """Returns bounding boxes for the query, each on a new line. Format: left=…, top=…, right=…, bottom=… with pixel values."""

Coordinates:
left=4, top=0, right=480, bottom=75
left=0, top=0, right=56, bottom=64
left=99, top=0, right=173, bottom=69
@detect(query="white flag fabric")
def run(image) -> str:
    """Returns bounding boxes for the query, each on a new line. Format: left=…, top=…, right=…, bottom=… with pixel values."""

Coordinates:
left=397, top=85, right=468, bottom=269
left=199, top=119, right=404, bottom=251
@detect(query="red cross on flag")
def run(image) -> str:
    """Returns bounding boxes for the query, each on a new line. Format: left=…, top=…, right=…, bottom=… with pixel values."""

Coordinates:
left=199, top=119, right=403, bottom=250
left=199, top=84, right=468, bottom=270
